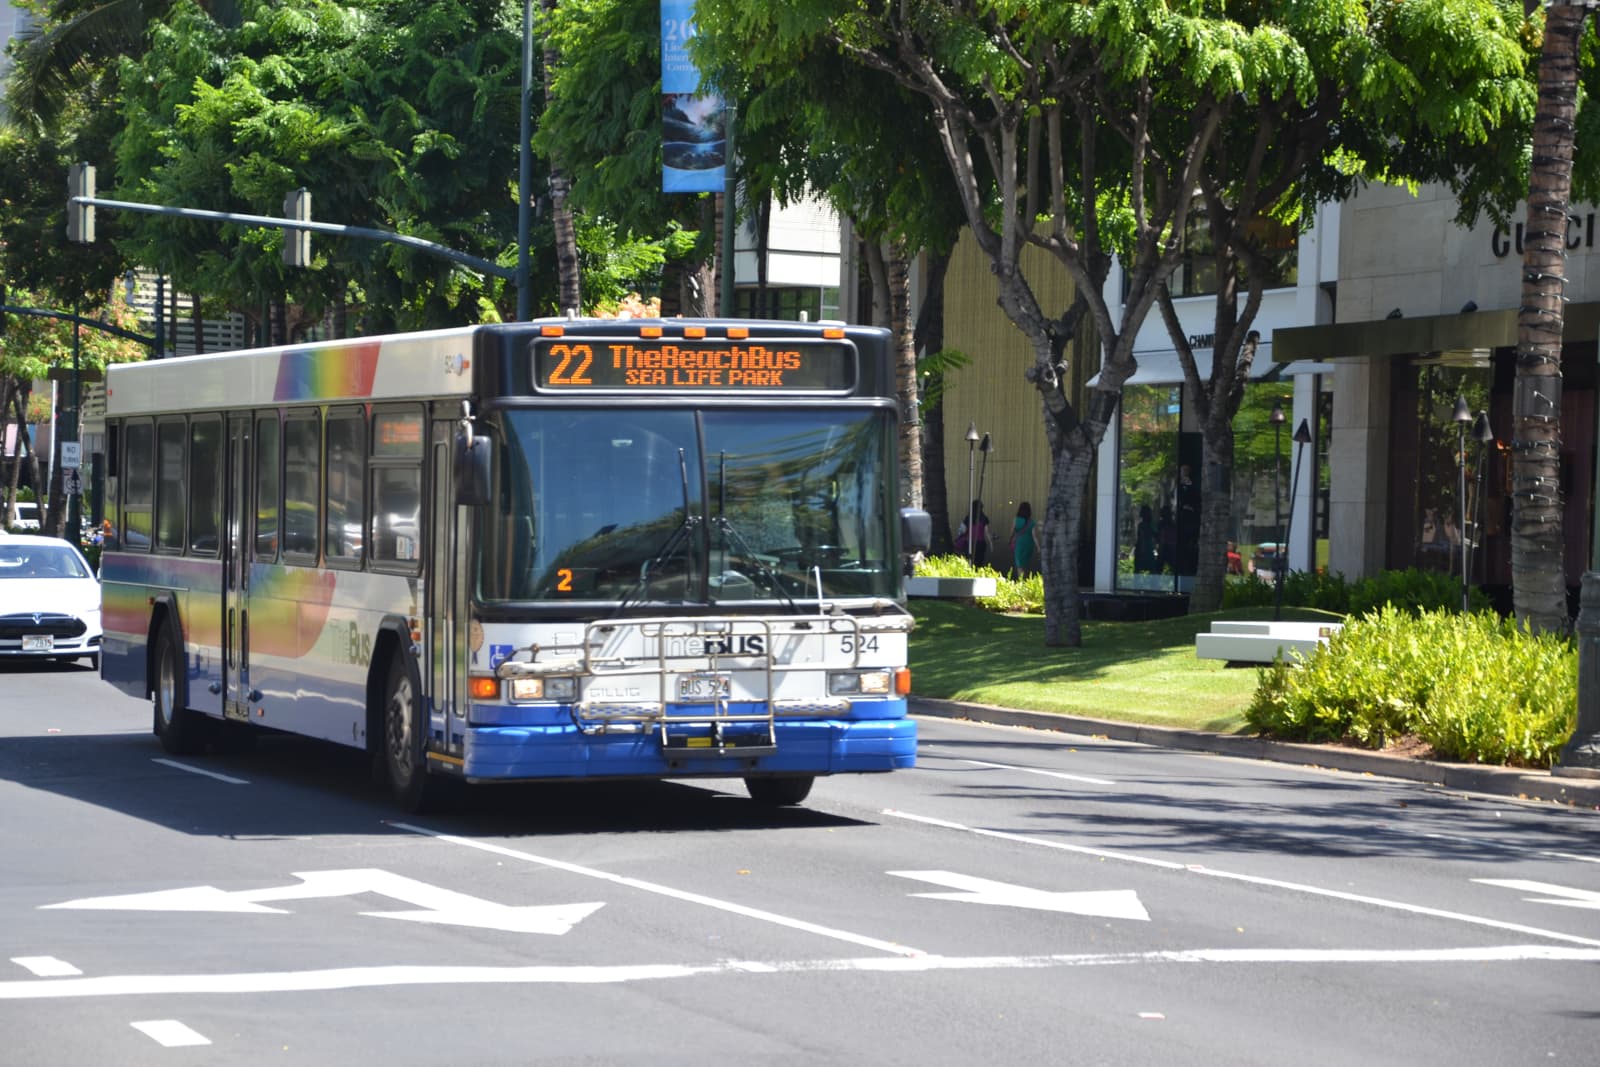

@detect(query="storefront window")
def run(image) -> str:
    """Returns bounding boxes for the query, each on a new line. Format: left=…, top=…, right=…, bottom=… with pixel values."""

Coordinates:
left=1116, top=385, right=1182, bottom=592
left=1401, top=360, right=1492, bottom=575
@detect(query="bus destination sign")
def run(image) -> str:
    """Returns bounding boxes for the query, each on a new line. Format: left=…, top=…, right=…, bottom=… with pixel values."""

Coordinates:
left=533, top=338, right=855, bottom=392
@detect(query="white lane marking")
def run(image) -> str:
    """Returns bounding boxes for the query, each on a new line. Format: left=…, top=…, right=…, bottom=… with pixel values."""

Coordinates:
left=43, top=869, right=603, bottom=936
left=390, top=821, right=926, bottom=958
left=130, top=1020, right=211, bottom=1047
left=1, top=945, right=1598, bottom=1000
left=1475, top=879, right=1600, bottom=910
left=889, top=870, right=1149, bottom=920
left=951, top=758, right=1116, bottom=786
left=10, top=957, right=81, bottom=977
left=1538, top=851, right=1600, bottom=865
left=152, top=759, right=248, bottom=785
left=882, top=809, right=1600, bottom=948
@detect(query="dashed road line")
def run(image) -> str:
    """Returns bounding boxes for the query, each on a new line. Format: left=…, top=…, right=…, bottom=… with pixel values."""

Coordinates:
left=949, top=758, right=1116, bottom=786
left=152, top=759, right=249, bottom=785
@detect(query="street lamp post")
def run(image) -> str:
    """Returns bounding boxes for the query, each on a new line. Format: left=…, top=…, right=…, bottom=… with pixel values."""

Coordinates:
left=1270, top=399, right=1285, bottom=591
left=1275, top=419, right=1313, bottom=620
left=1453, top=395, right=1473, bottom=612
left=1471, top=410, right=1494, bottom=609
left=965, top=422, right=980, bottom=561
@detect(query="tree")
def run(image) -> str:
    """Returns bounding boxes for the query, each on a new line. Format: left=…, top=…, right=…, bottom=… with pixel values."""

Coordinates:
left=697, top=1, right=1536, bottom=645
left=1512, top=1, right=1591, bottom=632
left=540, top=0, right=582, bottom=315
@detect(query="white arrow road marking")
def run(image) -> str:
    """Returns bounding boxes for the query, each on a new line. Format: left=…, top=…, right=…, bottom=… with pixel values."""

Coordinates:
left=1475, top=879, right=1600, bottom=910
left=889, top=870, right=1149, bottom=921
left=3, top=946, right=1600, bottom=1001
left=10, top=957, right=81, bottom=977
left=42, top=869, right=603, bottom=936
left=131, top=1020, right=210, bottom=1047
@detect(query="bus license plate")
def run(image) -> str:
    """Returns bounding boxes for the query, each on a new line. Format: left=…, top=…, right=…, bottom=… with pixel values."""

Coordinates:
left=676, top=674, right=730, bottom=700
left=22, top=635, right=53, bottom=651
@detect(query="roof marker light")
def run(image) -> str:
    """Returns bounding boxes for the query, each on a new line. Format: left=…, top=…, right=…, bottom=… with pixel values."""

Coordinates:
left=540, top=325, right=565, bottom=337
left=727, top=327, right=749, bottom=339
left=684, top=326, right=707, bottom=339
left=640, top=325, right=664, bottom=338
left=823, top=327, right=846, bottom=339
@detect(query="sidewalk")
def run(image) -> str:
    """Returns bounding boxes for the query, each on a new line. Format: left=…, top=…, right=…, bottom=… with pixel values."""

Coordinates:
left=911, top=696, right=1600, bottom=809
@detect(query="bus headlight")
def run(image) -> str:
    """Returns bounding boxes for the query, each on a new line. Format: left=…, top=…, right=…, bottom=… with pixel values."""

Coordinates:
left=509, top=676, right=577, bottom=702
left=830, top=670, right=891, bottom=695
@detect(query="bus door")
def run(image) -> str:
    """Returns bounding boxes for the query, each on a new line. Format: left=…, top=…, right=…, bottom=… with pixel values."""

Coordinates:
left=223, top=413, right=253, bottom=720
left=426, top=424, right=464, bottom=740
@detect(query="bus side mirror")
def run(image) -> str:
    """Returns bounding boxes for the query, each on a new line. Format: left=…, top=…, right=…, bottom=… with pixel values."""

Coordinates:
left=900, top=508, right=931, bottom=554
left=454, top=430, right=491, bottom=507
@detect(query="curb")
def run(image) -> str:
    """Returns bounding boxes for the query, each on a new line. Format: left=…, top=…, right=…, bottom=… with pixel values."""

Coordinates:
left=910, top=697, right=1600, bottom=809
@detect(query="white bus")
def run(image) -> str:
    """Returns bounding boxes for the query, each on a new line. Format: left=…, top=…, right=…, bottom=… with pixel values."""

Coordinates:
left=99, top=319, right=931, bottom=810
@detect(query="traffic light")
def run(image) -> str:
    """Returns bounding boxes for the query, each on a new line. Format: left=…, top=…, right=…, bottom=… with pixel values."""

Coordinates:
left=283, top=187, right=311, bottom=267
left=67, top=163, right=95, bottom=243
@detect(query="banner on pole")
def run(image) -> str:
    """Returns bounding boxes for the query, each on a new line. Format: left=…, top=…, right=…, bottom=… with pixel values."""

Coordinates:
left=660, top=0, right=727, bottom=193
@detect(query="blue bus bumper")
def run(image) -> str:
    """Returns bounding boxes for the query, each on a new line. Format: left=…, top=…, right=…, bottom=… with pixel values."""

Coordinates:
left=461, top=702, right=916, bottom=781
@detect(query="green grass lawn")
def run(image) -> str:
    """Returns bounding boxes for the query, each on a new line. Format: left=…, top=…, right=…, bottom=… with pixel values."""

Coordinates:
left=907, top=599, right=1345, bottom=735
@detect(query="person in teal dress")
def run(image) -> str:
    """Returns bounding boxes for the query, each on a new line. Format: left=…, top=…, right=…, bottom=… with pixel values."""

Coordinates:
left=1009, top=501, right=1037, bottom=576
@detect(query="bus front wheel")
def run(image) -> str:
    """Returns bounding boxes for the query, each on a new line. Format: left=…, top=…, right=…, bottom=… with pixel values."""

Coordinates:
left=744, top=775, right=814, bottom=806
left=152, top=624, right=201, bottom=755
left=382, top=656, right=446, bottom=813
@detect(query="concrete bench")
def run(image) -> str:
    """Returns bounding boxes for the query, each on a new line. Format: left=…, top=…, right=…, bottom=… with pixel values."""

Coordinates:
left=1195, top=620, right=1343, bottom=664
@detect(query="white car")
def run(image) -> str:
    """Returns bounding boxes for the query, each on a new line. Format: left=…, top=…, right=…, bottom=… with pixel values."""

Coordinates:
left=6, top=501, right=40, bottom=531
left=0, top=535, right=102, bottom=669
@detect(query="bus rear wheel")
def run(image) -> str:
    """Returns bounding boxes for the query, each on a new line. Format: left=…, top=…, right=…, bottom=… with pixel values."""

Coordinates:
left=152, top=623, right=201, bottom=755
left=382, top=656, right=446, bottom=813
left=744, top=775, right=814, bottom=806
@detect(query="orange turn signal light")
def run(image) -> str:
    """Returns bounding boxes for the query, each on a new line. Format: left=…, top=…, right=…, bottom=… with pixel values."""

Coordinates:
left=469, top=676, right=501, bottom=700
left=895, top=668, right=912, bottom=695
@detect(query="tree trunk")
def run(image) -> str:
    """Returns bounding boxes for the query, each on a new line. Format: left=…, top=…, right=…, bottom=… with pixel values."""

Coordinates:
left=1192, top=427, right=1235, bottom=611
left=863, top=240, right=890, bottom=327
left=1040, top=430, right=1098, bottom=647
left=915, top=248, right=953, bottom=550
left=887, top=239, right=921, bottom=509
left=542, top=0, right=582, bottom=315
left=1513, top=1, right=1586, bottom=632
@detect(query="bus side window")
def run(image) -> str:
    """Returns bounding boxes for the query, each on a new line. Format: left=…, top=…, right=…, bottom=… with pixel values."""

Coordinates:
left=188, top=417, right=222, bottom=555
left=325, top=408, right=366, bottom=565
left=254, top=414, right=281, bottom=561
left=283, top=414, right=320, bottom=561
left=123, top=420, right=154, bottom=552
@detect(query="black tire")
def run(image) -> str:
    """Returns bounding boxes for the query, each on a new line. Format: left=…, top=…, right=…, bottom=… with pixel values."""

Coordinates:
left=382, top=655, right=446, bottom=813
left=152, top=624, right=202, bottom=755
left=744, top=775, right=814, bottom=806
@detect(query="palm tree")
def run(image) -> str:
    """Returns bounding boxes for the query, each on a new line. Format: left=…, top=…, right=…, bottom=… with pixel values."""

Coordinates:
left=1512, top=1, right=1590, bottom=633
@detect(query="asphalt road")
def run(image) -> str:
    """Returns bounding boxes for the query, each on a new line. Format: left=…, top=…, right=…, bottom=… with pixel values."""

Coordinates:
left=4, top=662, right=1600, bottom=1066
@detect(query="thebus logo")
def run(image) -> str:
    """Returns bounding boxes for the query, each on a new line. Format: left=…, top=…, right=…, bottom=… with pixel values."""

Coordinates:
left=661, top=634, right=766, bottom=657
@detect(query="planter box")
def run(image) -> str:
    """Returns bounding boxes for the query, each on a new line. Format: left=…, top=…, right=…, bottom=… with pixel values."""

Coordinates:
left=1195, top=619, right=1343, bottom=664
left=906, top=576, right=998, bottom=599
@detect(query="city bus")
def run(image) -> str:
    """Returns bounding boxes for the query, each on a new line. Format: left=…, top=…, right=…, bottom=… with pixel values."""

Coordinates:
left=98, top=318, right=931, bottom=811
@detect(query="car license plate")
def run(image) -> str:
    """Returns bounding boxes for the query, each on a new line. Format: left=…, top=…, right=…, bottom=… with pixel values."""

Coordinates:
left=676, top=674, right=730, bottom=700
left=22, top=635, right=53, bottom=652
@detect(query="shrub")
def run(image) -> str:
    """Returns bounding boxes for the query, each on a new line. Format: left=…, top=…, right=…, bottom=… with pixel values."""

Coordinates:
left=1245, top=606, right=1575, bottom=767
left=913, top=554, right=1043, bottom=613
left=1347, top=567, right=1492, bottom=616
left=1223, top=569, right=1350, bottom=613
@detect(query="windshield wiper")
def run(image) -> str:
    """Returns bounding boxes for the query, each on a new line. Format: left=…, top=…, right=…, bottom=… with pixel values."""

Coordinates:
left=710, top=451, right=803, bottom=613
left=613, top=449, right=700, bottom=613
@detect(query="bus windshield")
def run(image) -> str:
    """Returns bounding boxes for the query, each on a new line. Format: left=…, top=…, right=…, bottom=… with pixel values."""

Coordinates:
left=481, top=407, right=897, bottom=605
